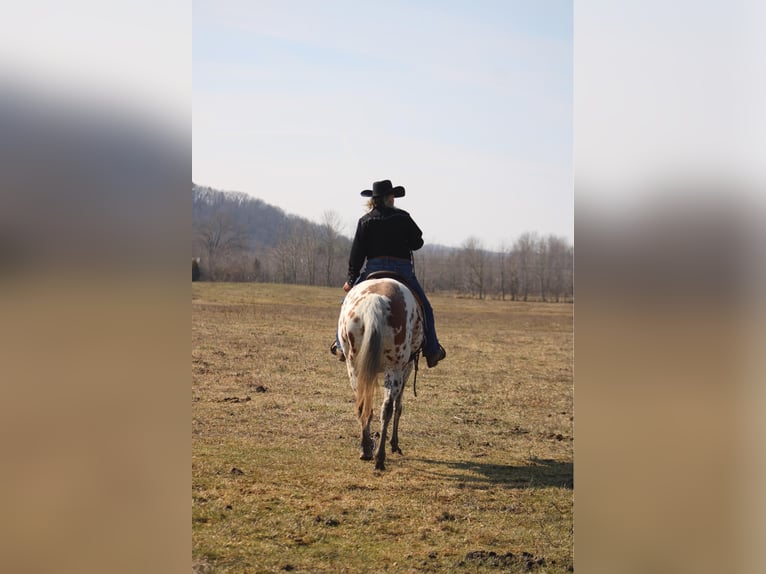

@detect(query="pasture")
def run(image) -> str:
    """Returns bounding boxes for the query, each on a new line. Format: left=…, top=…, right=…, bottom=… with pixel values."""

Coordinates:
left=192, top=283, right=573, bottom=573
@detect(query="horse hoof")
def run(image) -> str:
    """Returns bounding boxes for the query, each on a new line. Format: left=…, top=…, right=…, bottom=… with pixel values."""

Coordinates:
left=392, top=447, right=403, bottom=455
left=375, top=461, right=386, bottom=471
left=360, top=453, right=373, bottom=460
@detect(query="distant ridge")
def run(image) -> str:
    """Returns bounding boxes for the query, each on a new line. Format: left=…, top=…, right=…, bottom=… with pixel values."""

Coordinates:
left=191, top=183, right=571, bottom=301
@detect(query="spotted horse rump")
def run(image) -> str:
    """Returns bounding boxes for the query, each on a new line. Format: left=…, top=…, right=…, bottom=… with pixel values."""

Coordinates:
left=338, top=278, right=424, bottom=470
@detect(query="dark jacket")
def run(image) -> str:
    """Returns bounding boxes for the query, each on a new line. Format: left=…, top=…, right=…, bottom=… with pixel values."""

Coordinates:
left=347, top=206, right=424, bottom=284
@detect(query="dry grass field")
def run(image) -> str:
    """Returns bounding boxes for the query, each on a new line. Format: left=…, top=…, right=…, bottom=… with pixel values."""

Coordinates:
left=192, top=282, right=573, bottom=573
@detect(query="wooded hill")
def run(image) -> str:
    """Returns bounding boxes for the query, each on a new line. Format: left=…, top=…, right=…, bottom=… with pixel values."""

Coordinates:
left=192, top=183, right=573, bottom=301
left=193, top=182, right=310, bottom=249
left=193, top=182, right=352, bottom=286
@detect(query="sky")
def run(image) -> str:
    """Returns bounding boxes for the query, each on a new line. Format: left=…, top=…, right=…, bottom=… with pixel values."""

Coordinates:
left=193, top=0, right=572, bottom=248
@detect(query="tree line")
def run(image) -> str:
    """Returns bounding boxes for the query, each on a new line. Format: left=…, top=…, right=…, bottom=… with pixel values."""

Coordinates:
left=414, top=233, right=573, bottom=302
left=192, top=184, right=572, bottom=302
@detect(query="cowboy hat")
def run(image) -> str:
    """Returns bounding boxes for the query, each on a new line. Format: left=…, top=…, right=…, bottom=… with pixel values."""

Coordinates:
left=360, top=179, right=405, bottom=198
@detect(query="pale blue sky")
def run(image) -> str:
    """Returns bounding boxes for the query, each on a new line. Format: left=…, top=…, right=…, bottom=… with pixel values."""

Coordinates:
left=193, top=0, right=572, bottom=247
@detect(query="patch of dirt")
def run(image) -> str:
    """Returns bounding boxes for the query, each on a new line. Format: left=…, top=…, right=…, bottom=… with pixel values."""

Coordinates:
left=460, top=550, right=547, bottom=571
left=315, top=515, right=340, bottom=527
left=192, top=558, right=214, bottom=574
left=219, top=396, right=251, bottom=403
left=542, top=432, right=573, bottom=443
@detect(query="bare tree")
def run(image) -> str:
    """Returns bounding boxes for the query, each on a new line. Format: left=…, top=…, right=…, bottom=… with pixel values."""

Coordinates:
left=461, top=236, right=487, bottom=299
left=513, top=232, right=538, bottom=301
left=508, top=250, right=520, bottom=301
left=302, top=223, right=321, bottom=286
left=414, top=245, right=455, bottom=293
left=535, top=236, right=551, bottom=301
left=321, top=210, right=344, bottom=287
left=545, top=235, right=570, bottom=302
left=273, top=232, right=300, bottom=284
left=497, top=241, right=511, bottom=300
left=194, top=212, right=248, bottom=281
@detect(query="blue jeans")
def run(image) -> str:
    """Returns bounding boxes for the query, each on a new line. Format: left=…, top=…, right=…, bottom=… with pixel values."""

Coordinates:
left=339, top=257, right=441, bottom=357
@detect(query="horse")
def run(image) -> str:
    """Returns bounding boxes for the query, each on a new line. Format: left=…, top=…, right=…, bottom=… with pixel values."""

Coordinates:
left=337, top=276, right=424, bottom=471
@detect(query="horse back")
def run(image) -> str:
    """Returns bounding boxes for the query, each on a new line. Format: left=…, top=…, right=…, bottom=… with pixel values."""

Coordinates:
left=363, top=271, right=425, bottom=314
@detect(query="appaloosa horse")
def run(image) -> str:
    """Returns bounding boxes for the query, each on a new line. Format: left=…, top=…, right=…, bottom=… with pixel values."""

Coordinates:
left=338, top=277, right=424, bottom=471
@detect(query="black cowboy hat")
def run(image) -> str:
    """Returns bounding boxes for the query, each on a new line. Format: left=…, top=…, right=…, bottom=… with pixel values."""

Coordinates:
left=360, top=179, right=405, bottom=198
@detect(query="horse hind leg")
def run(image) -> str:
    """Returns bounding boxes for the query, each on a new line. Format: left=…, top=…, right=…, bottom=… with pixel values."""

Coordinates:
left=350, top=363, right=374, bottom=461
left=374, top=392, right=392, bottom=470
left=358, top=404, right=375, bottom=460
left=390, top=390, right=404, bottom=455
left=351, top=395, right=373, bottom=462
left=375, top=378, right=402, bottom=470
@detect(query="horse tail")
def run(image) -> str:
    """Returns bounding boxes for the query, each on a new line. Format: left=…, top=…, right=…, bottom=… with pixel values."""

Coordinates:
left=355, top=298, right=384, bottom=423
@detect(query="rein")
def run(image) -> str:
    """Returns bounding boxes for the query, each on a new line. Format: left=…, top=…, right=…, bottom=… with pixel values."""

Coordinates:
left=411, top=350, right=421, bottom=397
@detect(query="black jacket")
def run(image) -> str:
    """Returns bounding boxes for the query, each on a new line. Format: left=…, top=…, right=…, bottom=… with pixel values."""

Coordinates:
left=347, top=206, right=424, bottom=284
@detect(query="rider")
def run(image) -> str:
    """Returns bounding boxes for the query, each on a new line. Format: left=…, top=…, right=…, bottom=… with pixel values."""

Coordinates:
left=330, top=179, right=446, bottom=368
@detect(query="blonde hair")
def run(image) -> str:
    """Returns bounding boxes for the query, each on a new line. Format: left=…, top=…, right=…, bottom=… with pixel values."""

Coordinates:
left=366, top=194, right=395, bottom=211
